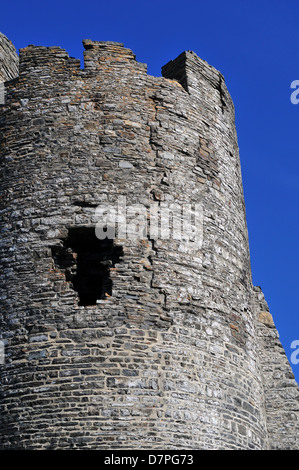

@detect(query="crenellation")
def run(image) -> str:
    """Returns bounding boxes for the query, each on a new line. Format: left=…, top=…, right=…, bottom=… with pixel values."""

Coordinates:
left=18, top=46, right=81, bottom=79
left=82, top=39, right=147, bottom=75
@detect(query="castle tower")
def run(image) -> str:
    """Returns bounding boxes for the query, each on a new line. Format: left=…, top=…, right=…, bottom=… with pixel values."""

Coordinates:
left=0, top=33, right=19, bottom=105
left=0, top=36, right=298, bottom=450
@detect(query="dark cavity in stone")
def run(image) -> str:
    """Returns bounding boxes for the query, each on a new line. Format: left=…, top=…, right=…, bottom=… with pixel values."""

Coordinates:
left=51, top=226, right=123, bottom=306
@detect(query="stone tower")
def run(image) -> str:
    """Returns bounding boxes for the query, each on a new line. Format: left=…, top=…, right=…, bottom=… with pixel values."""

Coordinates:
left=0, top=34, right=298, bottom=450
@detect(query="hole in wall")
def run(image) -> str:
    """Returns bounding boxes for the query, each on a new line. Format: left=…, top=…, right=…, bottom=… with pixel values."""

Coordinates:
left=51, top=227, right=123, bottom=306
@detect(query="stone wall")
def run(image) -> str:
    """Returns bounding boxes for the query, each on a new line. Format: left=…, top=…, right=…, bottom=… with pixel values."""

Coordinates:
left=0, top=37, right=298, bottom=450
left=253, top=287, right=299, bottom=449
left=0, top=33, right=18, bottom=104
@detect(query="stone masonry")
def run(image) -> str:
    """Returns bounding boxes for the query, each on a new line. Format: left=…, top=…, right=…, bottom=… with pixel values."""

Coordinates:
left=0, top=33, right=298, bottom=449
left=0, top=34, right=18, bottom=83
left=0, top=34, right=18, bottom=105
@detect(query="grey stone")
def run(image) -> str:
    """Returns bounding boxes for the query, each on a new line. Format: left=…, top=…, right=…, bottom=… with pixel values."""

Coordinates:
left=0, top=34, right=298, bottom=451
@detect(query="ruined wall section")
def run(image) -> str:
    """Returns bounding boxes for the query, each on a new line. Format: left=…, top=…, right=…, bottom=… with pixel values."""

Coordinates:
left=0, top=38, right=279, bottom=450
left=253, top=287, right=299, bottom=449
left=164, top=51, right=299, bottom=449
left=0, top=33, right=19, bottom=83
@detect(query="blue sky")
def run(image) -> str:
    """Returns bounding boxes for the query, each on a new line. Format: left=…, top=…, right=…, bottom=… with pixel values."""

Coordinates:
left=1, top=0, right=298, bottom=384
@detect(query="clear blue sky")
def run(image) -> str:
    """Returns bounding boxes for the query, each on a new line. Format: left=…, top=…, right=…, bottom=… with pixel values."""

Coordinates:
left=1, top=0, right=298, bottom=384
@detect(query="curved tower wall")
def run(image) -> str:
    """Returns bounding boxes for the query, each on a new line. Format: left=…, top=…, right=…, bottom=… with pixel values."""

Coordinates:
left=0, top=38, right=296, bottom=450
